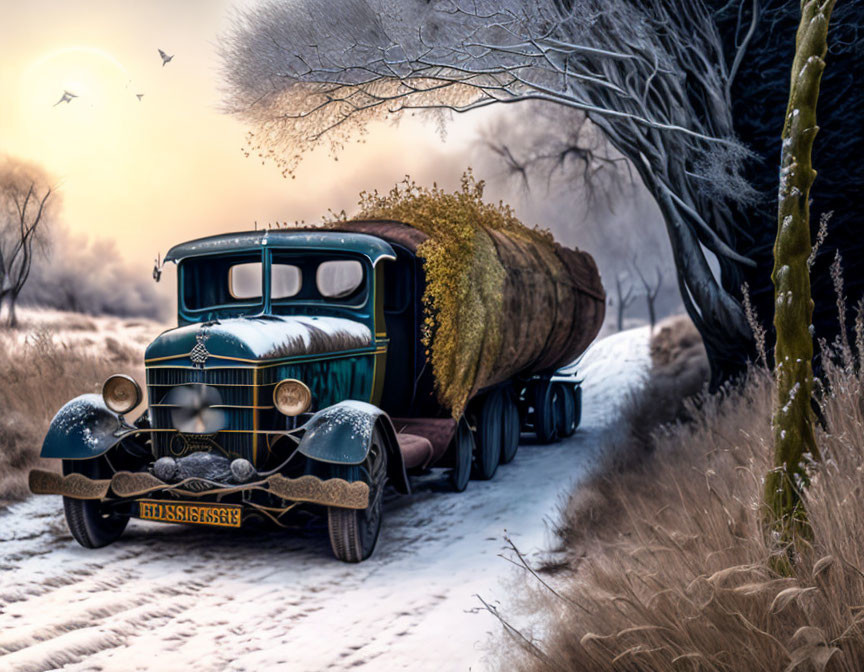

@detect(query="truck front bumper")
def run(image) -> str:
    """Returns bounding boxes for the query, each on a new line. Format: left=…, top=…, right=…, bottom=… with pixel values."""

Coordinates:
left=28, top=469, right=370, bottom=510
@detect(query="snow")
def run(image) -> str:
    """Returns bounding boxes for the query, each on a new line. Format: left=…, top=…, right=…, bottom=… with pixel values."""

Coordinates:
left=0, top=306, right=163, bottom=360
left=0, top=327, right=652, bottom=672
left=302, top=400, right=381, bottom=445
left=577, top=326, right=652, bottom=425
left=200, top=315, right=372, bottom=358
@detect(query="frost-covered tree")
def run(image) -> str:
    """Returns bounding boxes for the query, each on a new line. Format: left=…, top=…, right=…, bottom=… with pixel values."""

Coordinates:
left=221, top=0, right=863, bottom=383
left=0, top=158, right=54, bottom=328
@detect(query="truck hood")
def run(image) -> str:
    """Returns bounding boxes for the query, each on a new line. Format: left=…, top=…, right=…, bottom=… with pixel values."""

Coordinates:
left=145, top=315, right=373, bottom=362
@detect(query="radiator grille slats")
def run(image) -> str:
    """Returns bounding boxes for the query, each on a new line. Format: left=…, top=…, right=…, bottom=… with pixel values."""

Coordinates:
left=146, top=366, right=258, bottom=462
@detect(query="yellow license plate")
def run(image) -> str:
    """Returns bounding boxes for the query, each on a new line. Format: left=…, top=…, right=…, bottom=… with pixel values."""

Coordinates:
left=138, top=500, right=242, bottom=528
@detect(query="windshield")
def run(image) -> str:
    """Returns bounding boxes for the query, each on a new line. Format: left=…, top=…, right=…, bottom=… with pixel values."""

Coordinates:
left=179, top=251, right=368, bottom=315
left=182, top=253, right=263, bottom=312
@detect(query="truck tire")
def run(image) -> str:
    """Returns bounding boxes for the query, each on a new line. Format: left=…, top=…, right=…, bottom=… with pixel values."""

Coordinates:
left=501, top=388, right=520, bottom=464
left=472, top=389, right=503, bottom=480
left=532, top=380, right=559, bottom=444
left=449, top=417, right=473, bottom=492
left=555, top=384, right=577, bottom=438
left=327, top=427, right=387, bottom=563
left=62, top=458, right=128, bottom=549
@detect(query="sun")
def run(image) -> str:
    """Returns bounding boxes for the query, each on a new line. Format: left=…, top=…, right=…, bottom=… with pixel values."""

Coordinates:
left=17, top=46, right=139, bottom=166
left=21, top=46, right=129, bottom=105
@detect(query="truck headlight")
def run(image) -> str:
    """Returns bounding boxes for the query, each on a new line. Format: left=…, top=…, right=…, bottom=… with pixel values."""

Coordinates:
left=273, top=379, right=311, bottom=416
left=102, top=374, right=142, bottom=414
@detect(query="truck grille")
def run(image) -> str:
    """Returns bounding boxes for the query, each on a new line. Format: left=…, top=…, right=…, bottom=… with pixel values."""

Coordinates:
left=146, top=366, right=259, bottom=462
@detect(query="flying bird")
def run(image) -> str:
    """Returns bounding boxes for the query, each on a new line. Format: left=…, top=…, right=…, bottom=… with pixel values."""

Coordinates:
left=53, top=90, right=77, bottom=106
left=136, top=93, right=144, bottom=101
left=158, top=48, right=173, bottom=66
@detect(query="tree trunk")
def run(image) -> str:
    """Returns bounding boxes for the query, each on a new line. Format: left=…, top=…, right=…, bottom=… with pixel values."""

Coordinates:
left=5, top=293, right=18, bottom=328
left=764, top=0, right=834, bottom=557
left=643, top=171, right=755, bottom=387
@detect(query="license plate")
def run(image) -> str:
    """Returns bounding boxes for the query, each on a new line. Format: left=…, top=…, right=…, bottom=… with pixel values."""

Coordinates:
left=138, top=500, right=242, bottom=528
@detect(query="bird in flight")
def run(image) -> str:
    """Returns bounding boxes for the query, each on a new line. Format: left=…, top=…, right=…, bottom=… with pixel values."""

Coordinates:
left=53, top=90, right=77, bottom=106
left=158, top=48, right=173, bottom=66
left=136, top=93, right=144, bottom=101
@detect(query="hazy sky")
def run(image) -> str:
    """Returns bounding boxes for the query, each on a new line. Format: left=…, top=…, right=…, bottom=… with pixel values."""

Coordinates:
left=0, top=0, right=488, bottom=278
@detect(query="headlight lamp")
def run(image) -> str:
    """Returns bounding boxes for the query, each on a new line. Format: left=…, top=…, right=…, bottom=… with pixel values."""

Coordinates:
left=273, top=379, right=312, bottom=416
left=102, top=374, right=142, bottom=415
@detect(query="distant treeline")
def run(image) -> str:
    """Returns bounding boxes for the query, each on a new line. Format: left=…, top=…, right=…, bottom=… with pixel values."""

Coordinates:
left=20, top=225, right=169, bottom=321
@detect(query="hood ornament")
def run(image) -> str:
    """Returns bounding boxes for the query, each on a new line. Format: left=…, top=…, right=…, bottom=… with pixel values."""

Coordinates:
left=190, top=330, right=210, bottom=367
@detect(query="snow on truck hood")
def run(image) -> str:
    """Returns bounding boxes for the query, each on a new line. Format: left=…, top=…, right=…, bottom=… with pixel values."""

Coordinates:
left=145, top=315, right=373, bottom=362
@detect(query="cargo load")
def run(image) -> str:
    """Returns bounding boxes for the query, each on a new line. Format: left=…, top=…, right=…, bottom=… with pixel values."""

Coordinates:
left=326, top=174, right=606, bottom=416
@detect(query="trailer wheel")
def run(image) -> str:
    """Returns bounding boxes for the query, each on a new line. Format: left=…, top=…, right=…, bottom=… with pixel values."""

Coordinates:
left=62, top=458, right=128, bottom=549
left=532, top=381, right=559, bottom=444
left=555, top=384, right=577, bottom=438
left=472, top=389, right=503, bottom=480
left=501, top=388, right=521, bottom=464
left=327, top=428, right=387, bottom=563
left=448, top=416, right=473, bottom=492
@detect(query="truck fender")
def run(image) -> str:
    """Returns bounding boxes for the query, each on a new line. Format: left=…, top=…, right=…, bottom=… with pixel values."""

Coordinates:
left=41, top=394, right=140, bottom=460
left=298, top=400, right=410, bottom=495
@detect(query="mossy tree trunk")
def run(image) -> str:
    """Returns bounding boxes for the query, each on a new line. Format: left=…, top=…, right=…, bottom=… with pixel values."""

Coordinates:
left=765, top=0, right=835, bottom=553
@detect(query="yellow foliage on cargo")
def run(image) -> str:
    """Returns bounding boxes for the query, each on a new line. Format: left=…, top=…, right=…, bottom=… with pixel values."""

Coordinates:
left=354, top=170, right=554, bottom=416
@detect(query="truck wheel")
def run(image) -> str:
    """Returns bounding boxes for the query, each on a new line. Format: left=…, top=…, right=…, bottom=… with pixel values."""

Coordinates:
left=532, top=381, right=559, bottom=444
left=472, top=389, right=503, bottom=480
left=449, top=417, right=473, bottom=492
left=555, top=384, right=577, bottom=438
left=327, top=428, right=387, bottom=563
left=500, top=388, right=520, bottom=464
left=62, top=458, right=128, bottom=549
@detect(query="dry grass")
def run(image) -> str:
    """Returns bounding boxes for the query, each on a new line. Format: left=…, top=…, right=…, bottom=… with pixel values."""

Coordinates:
left=0, top=310, right=154, bottom=507
left=503, top=320, right=864, bottom=671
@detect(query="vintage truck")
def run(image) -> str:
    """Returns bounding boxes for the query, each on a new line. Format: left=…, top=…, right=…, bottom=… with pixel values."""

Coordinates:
left=29, top=221, right=604, bottom=562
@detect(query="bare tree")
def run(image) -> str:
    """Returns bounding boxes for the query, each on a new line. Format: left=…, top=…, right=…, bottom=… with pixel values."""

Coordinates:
left=633, top=257, right=662, bottom=332
left=0, top=159, right=54, bottom=328
left=611, top=272, right=636, bottom=332
left=222, top=1, right=862, bottom=384
left=476, top=104, right=635, bottom=215
left=221, top=0, right=762, bottom=381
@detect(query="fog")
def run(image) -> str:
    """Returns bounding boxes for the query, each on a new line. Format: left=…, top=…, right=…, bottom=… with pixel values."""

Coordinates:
left=470, top=104, right=682, bottom=330
left=20, top=224, right=171, bottom=321
left=17, top=104, right=682, bottom=331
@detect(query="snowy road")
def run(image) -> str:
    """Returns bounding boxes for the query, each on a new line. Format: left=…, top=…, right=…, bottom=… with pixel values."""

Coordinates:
left=0, top=327, right=650, bottom=672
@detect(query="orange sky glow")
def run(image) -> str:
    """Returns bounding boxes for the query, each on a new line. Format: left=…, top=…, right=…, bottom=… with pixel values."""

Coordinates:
left=0, top=0, right=489, bottom=281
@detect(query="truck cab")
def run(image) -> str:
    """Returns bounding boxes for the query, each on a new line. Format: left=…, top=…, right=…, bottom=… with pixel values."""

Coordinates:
left=146, top=231, right=397, bottom=468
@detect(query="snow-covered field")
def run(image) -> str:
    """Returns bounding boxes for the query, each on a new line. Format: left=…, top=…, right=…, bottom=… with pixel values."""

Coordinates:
left=0, top=307, right=165, bottom=356
left=0, top=327, right=650, bottom=672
